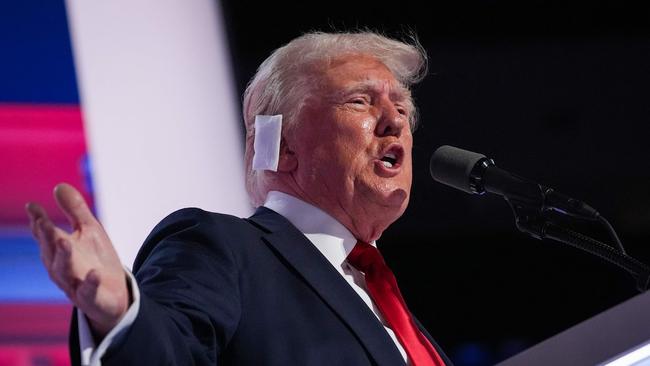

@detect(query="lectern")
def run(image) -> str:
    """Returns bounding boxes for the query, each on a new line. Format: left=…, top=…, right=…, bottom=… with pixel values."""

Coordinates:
left=497, top=290, right=650, bottom=365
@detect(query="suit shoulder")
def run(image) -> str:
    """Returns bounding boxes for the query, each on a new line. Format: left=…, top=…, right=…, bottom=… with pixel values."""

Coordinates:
left=133, top=207, right=257, bottom=271
left=154, top=207, right=248, bottom=230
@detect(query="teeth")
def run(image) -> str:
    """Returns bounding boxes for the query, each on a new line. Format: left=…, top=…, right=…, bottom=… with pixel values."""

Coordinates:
left=384, top=153, right=396, bottom=159
left=382, top=161, right=393, bottom=168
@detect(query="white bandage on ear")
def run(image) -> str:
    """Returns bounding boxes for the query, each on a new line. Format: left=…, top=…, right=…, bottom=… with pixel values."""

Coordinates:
left=252, top=114, right=283, bottom=172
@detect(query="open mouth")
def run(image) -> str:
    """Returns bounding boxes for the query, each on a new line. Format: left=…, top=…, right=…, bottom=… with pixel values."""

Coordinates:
left=380, top=153, right=398, bottom=168
left=378, top=144, right=404, bottom=170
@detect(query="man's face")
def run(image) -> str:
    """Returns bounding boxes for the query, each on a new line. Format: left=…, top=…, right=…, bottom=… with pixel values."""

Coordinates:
left=287, top=54, right=413, bottom=240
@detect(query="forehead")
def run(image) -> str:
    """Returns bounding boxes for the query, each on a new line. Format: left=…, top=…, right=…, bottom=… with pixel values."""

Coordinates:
left=317, top=54, right=407, bottom=98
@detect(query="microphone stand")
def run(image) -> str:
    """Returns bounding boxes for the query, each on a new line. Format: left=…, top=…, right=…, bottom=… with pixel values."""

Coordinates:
left=506, top=198, right=650, bottom=292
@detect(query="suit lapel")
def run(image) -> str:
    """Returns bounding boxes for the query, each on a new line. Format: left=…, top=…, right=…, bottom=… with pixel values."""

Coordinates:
left=413, top=316, right=453, bottom=365
left=248, top=207, right=406, bottom=366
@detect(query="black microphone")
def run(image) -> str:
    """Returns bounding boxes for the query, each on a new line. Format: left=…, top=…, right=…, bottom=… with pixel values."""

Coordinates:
left=429, top=145, right=599, bottom=220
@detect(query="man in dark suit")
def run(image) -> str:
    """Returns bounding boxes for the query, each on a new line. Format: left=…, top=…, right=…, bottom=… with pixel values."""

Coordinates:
left=26, top=31, right=453, bottom=365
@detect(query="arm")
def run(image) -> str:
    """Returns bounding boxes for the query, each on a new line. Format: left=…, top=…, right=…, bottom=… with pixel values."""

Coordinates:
left=27, top=185, right=240, bottom=365
left=99, top=208, right=241, bottom=365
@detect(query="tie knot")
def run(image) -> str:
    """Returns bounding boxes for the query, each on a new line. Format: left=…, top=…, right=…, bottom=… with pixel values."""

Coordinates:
left=347, top=241, right=385, bottom=274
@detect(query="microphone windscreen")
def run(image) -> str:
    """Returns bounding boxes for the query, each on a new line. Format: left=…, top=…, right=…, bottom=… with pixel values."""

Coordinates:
left=430, top=145, right=486, bottom=194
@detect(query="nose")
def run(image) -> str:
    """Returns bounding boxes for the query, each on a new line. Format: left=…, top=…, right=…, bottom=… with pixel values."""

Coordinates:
left=375, top=98, right=407, bottom=137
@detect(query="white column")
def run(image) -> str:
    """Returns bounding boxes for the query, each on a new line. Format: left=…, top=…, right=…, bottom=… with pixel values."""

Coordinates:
left=65, top=0, right=251, bottom=266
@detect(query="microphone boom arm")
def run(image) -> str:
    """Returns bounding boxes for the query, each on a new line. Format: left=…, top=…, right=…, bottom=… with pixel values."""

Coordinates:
left=507, top=199, right=650, bottom=292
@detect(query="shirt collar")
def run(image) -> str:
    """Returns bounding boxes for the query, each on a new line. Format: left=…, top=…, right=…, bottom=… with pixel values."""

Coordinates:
left=263, top=191, right=366, bottom=272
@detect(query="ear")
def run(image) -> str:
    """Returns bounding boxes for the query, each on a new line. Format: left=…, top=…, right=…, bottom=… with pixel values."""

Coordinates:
left=277, top=137, right=297, bottom=172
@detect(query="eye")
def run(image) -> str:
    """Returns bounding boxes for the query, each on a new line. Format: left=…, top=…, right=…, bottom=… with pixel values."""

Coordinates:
left=348, top=95, right=371, bottom=106
left=395, top=104, right=408, bottom=116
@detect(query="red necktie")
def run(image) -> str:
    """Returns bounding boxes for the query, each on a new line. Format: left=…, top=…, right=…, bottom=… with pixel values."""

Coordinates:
left=347, top=241, right=446, bottom=366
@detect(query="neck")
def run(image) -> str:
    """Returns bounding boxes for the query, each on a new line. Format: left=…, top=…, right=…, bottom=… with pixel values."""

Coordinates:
left=267, top=178, right=396, bottom=243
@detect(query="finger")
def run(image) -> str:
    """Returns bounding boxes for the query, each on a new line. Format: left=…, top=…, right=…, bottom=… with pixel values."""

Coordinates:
left=49, top=235, right=76, bottom=296
left=27, top=204, right=54, bottom=260
left=26, top=202, right=48, bottom=233
left=53, top=183, right=95, bottom=229
left=39, top=216, right=71, bottom=247
left=39, top=218, right=71, bottom=268
left=34, top=218, right=54, bottom=264
left=25, top=202, right=40, bottom=220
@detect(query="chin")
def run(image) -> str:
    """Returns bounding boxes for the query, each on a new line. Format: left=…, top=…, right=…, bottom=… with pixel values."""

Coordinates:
left=355, top=178, right=411, bottom=214
left=352, top=187, right=410, bottom=242
left=370, top=189, right=410, bottom=239
left=376, top=187, right=410, bottom=212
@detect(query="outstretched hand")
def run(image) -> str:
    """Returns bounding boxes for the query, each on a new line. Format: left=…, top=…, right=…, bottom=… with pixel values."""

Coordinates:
left=26, top=183, right=130, bottom=339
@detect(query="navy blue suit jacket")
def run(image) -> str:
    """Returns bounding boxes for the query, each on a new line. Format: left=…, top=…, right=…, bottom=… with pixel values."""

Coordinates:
left=70, top=207, right=452, bottom=365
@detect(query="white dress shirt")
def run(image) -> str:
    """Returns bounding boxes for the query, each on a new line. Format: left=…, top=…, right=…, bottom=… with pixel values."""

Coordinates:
left=263, top=191, right=409, bottom=363
left=77, top=190, right=409, bottom=365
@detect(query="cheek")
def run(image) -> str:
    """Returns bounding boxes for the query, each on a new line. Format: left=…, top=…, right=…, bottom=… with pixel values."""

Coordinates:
left=330, top=127, right=374, bottom=161
left=340, top=135, right=374, bottom=168
left=359, top=119, right=373, bottom=131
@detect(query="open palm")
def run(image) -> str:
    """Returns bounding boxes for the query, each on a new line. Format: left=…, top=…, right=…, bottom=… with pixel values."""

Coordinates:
left=26, top=183, right=129, bottom=338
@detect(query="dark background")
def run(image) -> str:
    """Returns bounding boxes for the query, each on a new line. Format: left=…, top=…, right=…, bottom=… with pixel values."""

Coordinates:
left=219, top=1, right=650, bottom=364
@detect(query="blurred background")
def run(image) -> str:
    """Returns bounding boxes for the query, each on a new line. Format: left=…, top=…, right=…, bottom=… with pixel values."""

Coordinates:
left=1, top=1, right=649, bottom=365
left=0, top=2, right=86, bottom=365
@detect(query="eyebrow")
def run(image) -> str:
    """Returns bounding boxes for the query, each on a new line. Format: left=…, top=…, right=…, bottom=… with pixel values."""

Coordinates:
left=336, top=80, right=411, bottom=102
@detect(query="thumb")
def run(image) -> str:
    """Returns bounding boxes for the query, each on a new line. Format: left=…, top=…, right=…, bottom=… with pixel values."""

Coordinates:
left=76, top=269, right=109, bottom=333
left=77, top=268, right=101, bottom=303
left=53, top=183, right=94, bottom=229
left=77, top=269, right=129, bottom=338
